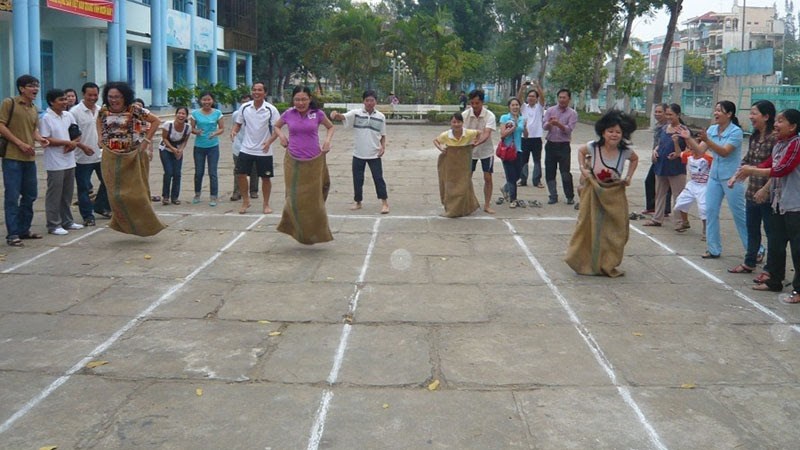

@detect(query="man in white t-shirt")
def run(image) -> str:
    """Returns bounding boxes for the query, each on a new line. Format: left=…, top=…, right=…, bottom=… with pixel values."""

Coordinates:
left=39, top=89, right=83, bottom=235
left=462, top=89, right=497, bottom=214
left=330, top=89, right=389, bottom=214
left=70, top=82, right=110, bottom=226
left=230, top=81, right=280, bottom=214
left=517, top=82, right=545, bottom=188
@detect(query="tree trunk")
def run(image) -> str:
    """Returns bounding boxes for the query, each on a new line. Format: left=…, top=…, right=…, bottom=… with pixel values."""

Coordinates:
left=653, top=0, right=683, bottom=124
left=589, top=30, right=608, bottom=113
left=609, top=0, right=637, bottom=111
left=537, top=47, right=548, bottom=87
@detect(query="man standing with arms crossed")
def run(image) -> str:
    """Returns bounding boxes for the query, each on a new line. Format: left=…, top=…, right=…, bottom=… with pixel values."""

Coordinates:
left=71, top=82, right=110, bottom=226
left=0, top=75, right=49, bottom=247
left=330, top=89, right=390, bottom=214
left=543, top=88, right=578, bottom=205
left=230, top=82, right=280, bottom=214
left=462, top=89, right=497, bottom=214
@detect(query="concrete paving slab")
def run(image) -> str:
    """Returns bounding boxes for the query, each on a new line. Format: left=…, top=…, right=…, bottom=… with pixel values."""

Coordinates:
left=0, top=375, right=140, bottom=450
left=150, top=279, right=232, bottom=319
left=630, top=386, right=764, bottom=449
left=84, top=249, right=219, bottom=279
left=90, top=318, right=275, bottom=381
left=216, top=281, right=354, bottom=323
left=428, top=254, right=537, bottom=285
left=515, top=387, right=652, bottom=449
left=337, top=325, right=432, bottom=386
left=558, top=283, right=771, bottom=326
left=372, top=231, right=473, bottom=256
left=259, top=324, right=341, bottom=383
left=319, top=388, right=530, bottom=449
left=196, top=251, right=322, bottom=282
left=0, top=312, right=131, bottom=372
left=710, top=385, right=800, bottom=448
left=0, top=372, right=59, bottom=421
left=7, top=247, right=121, bottom=276
left=0, top=274, right=116, bottom=313
left=438, top=324, right=610, bottom=386
left=356, top=283, right=492, bottom=323
left=535, top=251, right=670, bottom=285
left=480, top=284, right=571, bottom=325
left=89, top=381, right=321, bottom=449
left=590, top=324, right=799, bottom=385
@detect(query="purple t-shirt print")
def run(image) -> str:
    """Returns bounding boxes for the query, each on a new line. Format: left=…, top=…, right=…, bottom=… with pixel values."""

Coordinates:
left=282, top=108, right=325, bottom=160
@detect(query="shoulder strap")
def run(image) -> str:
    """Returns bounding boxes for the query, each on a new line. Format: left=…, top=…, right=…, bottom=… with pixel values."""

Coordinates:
left=3, top=97, right=15, bottom=128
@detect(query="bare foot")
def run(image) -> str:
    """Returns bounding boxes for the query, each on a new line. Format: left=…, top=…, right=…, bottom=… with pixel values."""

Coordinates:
left=350, top=202, right=362, bottom=211
left=484, top=206, right=496, bottom=214
left=239, top=202, right=250, bottom=214
left=380, top=204, right=390, bottom=214
left=263, top=204, right=273, bottom=214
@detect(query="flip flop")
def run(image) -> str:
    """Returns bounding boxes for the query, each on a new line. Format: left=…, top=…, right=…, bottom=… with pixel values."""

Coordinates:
left=701, top=252, right=721, bottom=259
left=495, top=197, right=505, bottom=205
left=727, top=264, right=754, bottom=274
left=528, top=200, right=542, bottom=208
left=753, top=272, right=771, bottom=284
left=642, top=220, right=661, bottom=227
left=6, top=238, right=23, bottom=247
left=19, top=232, right=43, bottom=240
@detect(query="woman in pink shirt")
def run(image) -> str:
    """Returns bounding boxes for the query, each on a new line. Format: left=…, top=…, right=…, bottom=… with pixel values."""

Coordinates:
left=265, top=86, right=335, bottom=244
left=265, top=86, right=334, bottom=159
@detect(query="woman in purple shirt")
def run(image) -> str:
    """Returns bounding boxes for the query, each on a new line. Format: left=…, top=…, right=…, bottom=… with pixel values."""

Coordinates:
left=266, top=86, right=334, bottom=159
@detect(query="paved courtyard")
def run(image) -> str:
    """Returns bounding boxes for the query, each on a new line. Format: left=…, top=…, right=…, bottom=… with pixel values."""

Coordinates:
left=1, top=120, right=799, bottom=449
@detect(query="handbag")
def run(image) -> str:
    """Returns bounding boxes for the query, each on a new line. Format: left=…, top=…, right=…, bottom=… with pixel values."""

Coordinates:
left=495, top=139, right=517, bottom=162
left=68, top=123, right=82, bottom=141
left=0, top=97, right=15, bottom=158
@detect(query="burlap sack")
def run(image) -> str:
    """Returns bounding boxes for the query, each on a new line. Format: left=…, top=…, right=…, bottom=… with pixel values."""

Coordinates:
left=437, top=145, right=480, bottom=218
left=102, top=149, right=166, bottom=237
left=277, top=152, right=333, bottom=245
left=564, top=176, right=629, bottom=277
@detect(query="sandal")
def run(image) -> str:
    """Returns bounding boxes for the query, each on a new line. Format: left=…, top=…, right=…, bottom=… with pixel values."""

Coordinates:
left=753, top=272, right=771, bottom=284
left=701, top=252, right=720, bottom=259
left=6, top=238, right=24, bottom=247
left=495, top=196, right=505, bottom=205
left=162, top=198, right=170, bottom=206
left=753, top=282, right=782, bottom=292
left=780, top=291, right=800, bottom=304
left=516, top=200, right=527, bottom=208
left=19, top=232, right=43, bottom=240
left=675, top=222, right=691, bottom=232
left=528, top=200, right=542, bottom=208
left=151, top=195, right=162, bottom=202
left=727, top=264, right=754, bottom=274
left=642, top=220, right=661, bottom=227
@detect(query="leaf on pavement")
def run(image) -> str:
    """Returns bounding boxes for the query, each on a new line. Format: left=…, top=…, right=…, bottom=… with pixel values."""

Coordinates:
left=86, top=360, right=109, bottom=369
left=427, top=379, right=440, bottom=391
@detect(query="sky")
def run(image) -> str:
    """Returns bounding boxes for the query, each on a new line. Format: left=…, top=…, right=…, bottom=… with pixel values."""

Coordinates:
left=632, top=0, right=785, bottom=41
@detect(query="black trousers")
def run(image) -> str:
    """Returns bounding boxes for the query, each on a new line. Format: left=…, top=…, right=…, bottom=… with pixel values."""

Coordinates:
left=544, top=141, right=574, bottom=201
left=353, top=157, right=388, bottom=202
left=766, top=210, right=800, bottom=292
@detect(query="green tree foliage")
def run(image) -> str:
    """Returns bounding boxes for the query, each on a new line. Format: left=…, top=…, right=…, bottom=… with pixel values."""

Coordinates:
left=548, top=35, right=605, bottom=97
left=617, top=50, right=648, bottom=99
left=317, top=4, right=384, bottom=90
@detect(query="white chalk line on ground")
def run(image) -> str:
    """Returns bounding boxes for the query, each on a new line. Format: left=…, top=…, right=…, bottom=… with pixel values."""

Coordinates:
left=630, top=224, right=800, bottom=335
left=503, top=219, right=669, bottom=450
left=307, top=218, right=381, bottom=450
left=0, top=215, right=266, bottom=435
left=1, top=227, right=106, bottom=274
left=158, top=210, right=577, bottom=221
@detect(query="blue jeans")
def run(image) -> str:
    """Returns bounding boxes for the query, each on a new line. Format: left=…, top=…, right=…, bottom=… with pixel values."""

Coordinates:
left=765, top=211, right=800, bottom=292
left=502, top=152, right=523, bottom=201
left=193, top=145, right=219, bottom=197
left=2, top=158, right=38, bottom=241
left=75, top=162, right=109, bottom=220
left=160, top=150, right=183, bottom=200
left=705, top=177, right=747, bottom=256
left=745, top=200, right=771, bottom=268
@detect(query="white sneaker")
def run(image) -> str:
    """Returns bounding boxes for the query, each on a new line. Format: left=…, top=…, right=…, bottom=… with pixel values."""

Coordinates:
left=49, top=227, right=68, bottom=235
left=65, top=223, right=84, bottom=230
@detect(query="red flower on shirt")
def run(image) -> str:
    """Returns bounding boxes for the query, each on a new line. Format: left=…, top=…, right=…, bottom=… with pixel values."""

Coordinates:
left=596, top=168, right=613, bottom=182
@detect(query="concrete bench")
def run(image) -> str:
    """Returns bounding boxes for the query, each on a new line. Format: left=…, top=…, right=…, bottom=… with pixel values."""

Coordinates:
left=327, top=103, right=461, bottom=120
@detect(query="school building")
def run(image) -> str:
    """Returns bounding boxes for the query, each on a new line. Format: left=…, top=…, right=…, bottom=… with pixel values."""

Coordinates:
left=0, top=0, right=256, bottom=108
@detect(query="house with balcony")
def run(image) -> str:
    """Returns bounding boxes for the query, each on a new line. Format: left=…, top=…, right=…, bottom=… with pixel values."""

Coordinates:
left=0, top=0, right=257, bottom=107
